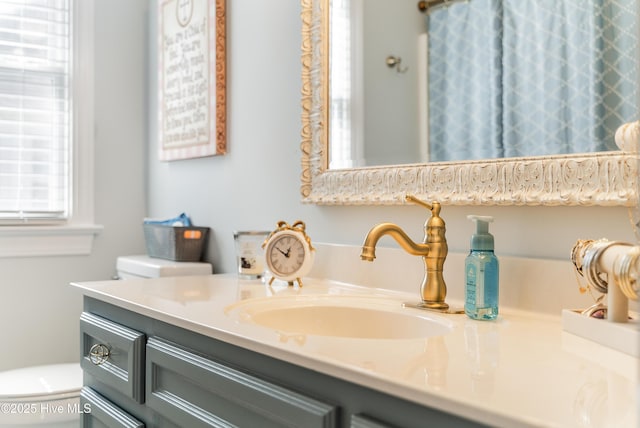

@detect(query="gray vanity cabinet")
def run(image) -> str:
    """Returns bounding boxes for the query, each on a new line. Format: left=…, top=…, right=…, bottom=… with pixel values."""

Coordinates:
left=81, top=387, right=145, bottom=428
left=80, top=312, right=146, bottom=403
left=146, top=336, right=337, bottom=427
left=80, top=297, right=486, bottom=428
left=350, top=414, right=396, bottom=428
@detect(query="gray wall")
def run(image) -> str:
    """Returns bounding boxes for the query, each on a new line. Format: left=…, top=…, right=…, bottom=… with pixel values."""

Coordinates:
left=363, top=0, right=424, bottom=165
left=148, top=1, right=635, bottom=277
left=0, top=0, right=147, bottom=371
left=1, top=0, right=633, bottom=373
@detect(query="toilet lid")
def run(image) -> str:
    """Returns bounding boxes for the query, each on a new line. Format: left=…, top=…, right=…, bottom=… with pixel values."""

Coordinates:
left=0, top=363, right=81, bottom=399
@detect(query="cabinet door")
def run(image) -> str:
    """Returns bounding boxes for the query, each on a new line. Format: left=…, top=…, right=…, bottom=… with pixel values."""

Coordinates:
left=80, top=312, right=146, bottom=403
left=351, top=414, right=396, bottom=428
left=146, top=337, right=337, bottom=428
left=81, top=387, right=145, bottom=428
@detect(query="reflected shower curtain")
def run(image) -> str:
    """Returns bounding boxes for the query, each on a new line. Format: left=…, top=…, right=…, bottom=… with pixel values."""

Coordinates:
left=428, top=0, right=639, bottom=161
left=429, top=0, right=503, bottom=162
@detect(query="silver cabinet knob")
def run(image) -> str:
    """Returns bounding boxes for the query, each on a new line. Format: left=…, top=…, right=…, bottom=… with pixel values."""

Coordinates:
left=89, top=343, right=111, bottom=365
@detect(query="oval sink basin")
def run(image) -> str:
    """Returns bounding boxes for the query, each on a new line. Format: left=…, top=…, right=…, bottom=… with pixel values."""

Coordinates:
left=225, top=295, right=452, bottom=339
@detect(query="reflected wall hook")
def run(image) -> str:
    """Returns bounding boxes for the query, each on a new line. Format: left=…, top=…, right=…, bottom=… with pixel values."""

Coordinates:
left=386, top=56, right=408, bottom=73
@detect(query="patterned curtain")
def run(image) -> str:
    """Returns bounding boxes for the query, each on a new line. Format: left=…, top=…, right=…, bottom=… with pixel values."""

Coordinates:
left=428, top=0, right=639, bottom=162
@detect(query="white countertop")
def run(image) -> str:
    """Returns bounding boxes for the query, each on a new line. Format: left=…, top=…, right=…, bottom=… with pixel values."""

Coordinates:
left=72, top=274, right=639, bottom=428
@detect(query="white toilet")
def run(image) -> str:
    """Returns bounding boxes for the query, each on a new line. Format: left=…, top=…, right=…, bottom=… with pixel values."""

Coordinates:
left=116, top=254, right=212, bottom=279
left=0, top=363, right=82, bottom=427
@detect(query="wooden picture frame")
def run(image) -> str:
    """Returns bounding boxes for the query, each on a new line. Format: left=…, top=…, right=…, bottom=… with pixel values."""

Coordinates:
left=158, top=0, right=226, bottom=161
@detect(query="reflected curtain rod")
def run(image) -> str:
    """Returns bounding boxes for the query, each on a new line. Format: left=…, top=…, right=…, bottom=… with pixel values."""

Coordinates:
left=417, top=0, right=468, bottom=13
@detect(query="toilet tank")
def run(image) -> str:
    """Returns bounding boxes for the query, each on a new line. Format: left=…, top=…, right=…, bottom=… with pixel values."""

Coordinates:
left=116, top=255, right=212, bottom=279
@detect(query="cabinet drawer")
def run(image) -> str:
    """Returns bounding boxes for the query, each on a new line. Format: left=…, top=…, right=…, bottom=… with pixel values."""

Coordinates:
left=80, top=312, right=146, bottom=403
left=81, top=387, right=145, bottom=428
left=146, top=337, right=337, bottom=428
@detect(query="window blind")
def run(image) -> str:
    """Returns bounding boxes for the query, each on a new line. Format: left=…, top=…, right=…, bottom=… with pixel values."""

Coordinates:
left=0, top=0, right=70, bottom=221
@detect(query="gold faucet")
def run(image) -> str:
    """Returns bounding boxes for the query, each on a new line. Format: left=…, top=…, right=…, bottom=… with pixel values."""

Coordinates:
left=360, top=194, right=449, bottom=311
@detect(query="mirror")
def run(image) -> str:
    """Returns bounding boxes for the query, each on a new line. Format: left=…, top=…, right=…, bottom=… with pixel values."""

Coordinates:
left=300, top=0, right=638, bottom=206
left=327, top=0, right=639, bottom=167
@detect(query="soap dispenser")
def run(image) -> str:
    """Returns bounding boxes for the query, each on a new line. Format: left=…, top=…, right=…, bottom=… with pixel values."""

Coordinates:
left=465, top=215, right=499, bottom=320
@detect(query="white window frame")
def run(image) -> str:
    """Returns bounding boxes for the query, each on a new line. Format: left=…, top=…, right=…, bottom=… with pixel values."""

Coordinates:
left=329, top=0, right=365, bottom=169
left=0, top=0, right=102, bottom=258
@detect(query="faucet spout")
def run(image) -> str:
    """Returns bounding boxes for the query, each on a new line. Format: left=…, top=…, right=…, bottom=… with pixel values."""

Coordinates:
left=360, top=223, right=430, bottom=262
left=360, top=196, right=449, bottom=311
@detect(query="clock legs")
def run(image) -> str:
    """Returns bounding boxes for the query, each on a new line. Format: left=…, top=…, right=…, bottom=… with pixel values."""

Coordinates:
left=268, top=277, right=304, bottom=287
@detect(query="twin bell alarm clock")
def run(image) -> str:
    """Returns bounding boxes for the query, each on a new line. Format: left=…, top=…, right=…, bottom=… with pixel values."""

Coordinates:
left=262, top=220, right=314, bottom=286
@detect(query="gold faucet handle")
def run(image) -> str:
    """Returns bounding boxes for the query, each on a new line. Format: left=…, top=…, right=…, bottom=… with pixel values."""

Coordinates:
left=405, top=194, right=429, bottom=208
left=405, top=194, right=441, bottom=215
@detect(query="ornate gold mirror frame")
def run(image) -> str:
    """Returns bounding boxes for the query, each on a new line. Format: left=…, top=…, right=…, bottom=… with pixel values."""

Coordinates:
left=300, top=0, right=638, bottom=206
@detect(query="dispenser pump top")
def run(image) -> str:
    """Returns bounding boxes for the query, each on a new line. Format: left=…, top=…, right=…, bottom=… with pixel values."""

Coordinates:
left=468, top=215, right=494, bottom=251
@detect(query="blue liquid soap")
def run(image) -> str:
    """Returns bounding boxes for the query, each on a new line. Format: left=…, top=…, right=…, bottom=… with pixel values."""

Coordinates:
left=465, top=216, right=499, bottom=320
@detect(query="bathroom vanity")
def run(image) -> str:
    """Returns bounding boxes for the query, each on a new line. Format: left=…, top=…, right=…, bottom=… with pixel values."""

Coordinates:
left=72, top=273, right=638, bottom=428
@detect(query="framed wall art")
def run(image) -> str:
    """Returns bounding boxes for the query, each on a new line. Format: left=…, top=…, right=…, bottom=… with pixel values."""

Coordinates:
left=158, top=0, right=226, bottom=161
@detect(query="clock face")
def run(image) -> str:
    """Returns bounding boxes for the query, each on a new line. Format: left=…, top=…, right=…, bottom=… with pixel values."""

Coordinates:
left=266, top=233, right=307, bottom=278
